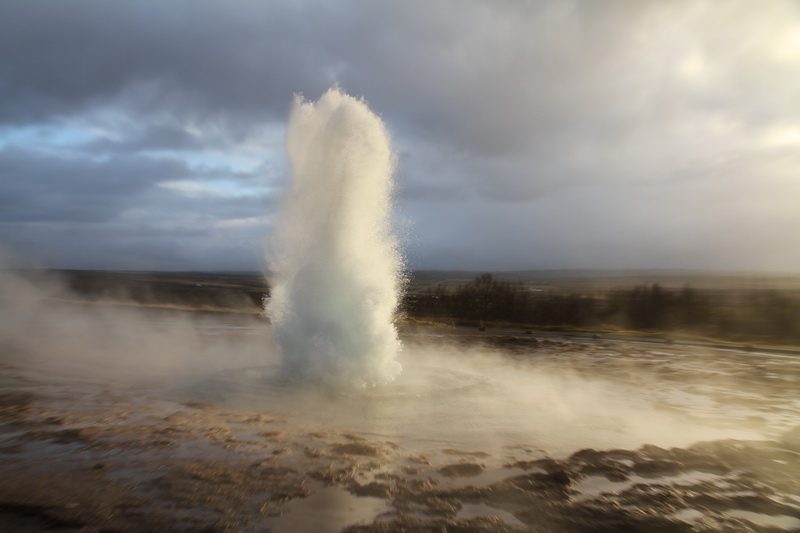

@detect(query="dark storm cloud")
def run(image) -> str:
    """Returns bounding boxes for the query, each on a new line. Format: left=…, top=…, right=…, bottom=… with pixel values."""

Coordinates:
left=0, top=146, right=192, bottom=222
left=0, top=0, right=798, bottom=270
left=3, top=0, right=798, bottom=155
left=0, top=0, right=340, bottom=130
left=0, top=181, right=273, bottom=270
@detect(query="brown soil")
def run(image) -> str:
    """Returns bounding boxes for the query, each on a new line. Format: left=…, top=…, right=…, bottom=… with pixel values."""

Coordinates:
left=1, top=337, right=799, bottom=532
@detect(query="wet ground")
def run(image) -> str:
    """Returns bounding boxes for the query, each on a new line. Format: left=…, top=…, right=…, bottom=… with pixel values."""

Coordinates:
left=1, top=320, right=799, bottom=532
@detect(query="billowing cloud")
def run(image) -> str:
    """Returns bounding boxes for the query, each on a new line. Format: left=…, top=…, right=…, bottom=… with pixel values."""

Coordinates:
left=0, top=0, right=798, bottom=271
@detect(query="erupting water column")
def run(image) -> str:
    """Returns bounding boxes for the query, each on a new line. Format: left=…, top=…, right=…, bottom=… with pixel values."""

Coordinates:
left=266, top=88, right=403, bottom=387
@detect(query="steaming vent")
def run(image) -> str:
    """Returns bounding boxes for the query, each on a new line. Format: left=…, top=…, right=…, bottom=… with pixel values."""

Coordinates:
left=265, top=88, right=403, bottom=387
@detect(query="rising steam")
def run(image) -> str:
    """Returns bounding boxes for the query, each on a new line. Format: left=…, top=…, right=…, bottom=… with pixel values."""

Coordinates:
left=266, top=88, right=403, bottom=387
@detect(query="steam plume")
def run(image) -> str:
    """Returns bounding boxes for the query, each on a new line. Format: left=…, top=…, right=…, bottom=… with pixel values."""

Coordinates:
left=266, top=88, right=403, bottom=387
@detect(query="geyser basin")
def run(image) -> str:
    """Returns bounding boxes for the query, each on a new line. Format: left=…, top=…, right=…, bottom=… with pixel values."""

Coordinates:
left=178, top=333, right=785, bottom=459
left=1, top=316, right=800, bottom=532
left=266, top=88, right=403, bottom=387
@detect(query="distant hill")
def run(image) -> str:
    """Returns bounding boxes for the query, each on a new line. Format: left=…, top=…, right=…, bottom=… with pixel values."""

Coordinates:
left=409, top=269, right=800, bottom=290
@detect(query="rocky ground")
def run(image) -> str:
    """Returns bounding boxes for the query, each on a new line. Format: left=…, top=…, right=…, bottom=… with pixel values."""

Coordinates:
left=1, top=332, right=799, bottom=532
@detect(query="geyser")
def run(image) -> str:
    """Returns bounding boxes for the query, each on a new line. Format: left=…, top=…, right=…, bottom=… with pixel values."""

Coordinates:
left=266, top=88, right=403, bottom=387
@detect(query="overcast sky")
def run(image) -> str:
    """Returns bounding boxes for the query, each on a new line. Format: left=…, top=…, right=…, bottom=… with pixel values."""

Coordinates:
left=1, top=0, right=798, bottom=272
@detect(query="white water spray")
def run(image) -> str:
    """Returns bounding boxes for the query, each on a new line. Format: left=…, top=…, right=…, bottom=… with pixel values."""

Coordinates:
left=266, top=88, right=403, bottom=386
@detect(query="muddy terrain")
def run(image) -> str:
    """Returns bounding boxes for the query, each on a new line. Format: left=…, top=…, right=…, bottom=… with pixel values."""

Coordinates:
left=1, top=325, right=799, bottom=532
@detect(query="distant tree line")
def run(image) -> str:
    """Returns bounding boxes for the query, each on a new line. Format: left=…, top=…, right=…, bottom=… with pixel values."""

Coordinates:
left=60, top=270, right=266, bottom=311
left=403, top=273, right=800, bottom=345
left=47, top=269, right=800, bottom=344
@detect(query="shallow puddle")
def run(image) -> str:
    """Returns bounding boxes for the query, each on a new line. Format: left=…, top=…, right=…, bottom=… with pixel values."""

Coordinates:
left=457, top=502, right=526, bottom=528
left=266, top=484, right=390, bottom=533
left=672, top=508, right=705, bottom=522
left=438, top=466, right=528, bottom=489
left=726, top=509, right=800, bottom=530
left=574, top=470, right=721, bottom=500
